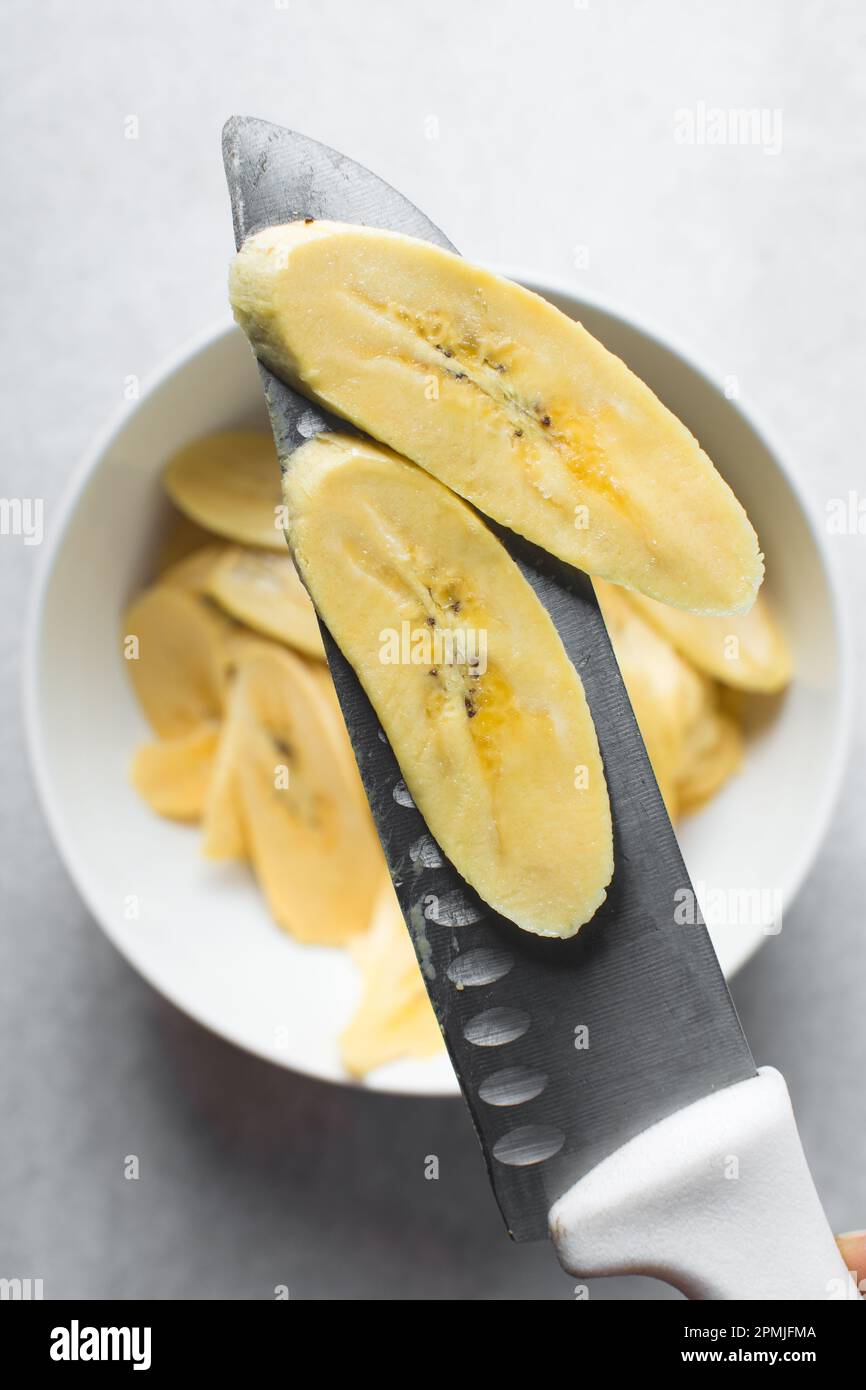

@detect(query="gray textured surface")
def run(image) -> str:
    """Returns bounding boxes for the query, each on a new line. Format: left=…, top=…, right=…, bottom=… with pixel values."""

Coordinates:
left=1, top=0, right=864, bottom=1301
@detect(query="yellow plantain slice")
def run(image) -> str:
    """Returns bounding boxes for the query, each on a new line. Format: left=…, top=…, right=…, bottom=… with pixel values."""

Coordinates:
left=150, top=551, right=254, bottom=692
left=283, top=432, right=613, bottom=940
left=677, top=710, right=744, bottom=815
left=201, top=674, right=249, bottom=861
left=341, top=880, right=444, bottom=1078
left=163, top=431, right=285, bottom=551
left=122, top=586, right=228, bottom=738
left=231, top=640, right=381, bottom=945
left=130, top=723, right=219, bottom=822
left=620, top=588, right=792, bottom=694
left=159, top=544, right=225, bottom=595
left=595, top=581, right=704, bottom=818
left=204, top=546, right=326, bottom=660
left=230, top=221, right=763, bottom=614
left=303, top=662, right=370, bottom=800
left=595, top=580, right=743, bottom=818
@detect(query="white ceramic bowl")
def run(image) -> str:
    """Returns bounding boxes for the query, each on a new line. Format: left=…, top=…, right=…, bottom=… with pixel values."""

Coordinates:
left=24, top=277, right=851, bottom=1096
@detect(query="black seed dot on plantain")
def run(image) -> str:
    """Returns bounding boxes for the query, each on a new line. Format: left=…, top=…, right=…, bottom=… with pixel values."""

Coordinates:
left=540, top=415, right=551, bottom=427
left=425, top=615, right=436, bottom=626
left=514, top=428, right=524, bottom=438
left=464, top=697, right=477, bottom=718
left=429, top=668, right=438, bottom=677
left=304, top=216, right=315, bottom=224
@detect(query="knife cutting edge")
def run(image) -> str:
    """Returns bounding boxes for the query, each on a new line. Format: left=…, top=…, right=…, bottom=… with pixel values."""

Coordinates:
left=222, top=116, right=855, bottom=1299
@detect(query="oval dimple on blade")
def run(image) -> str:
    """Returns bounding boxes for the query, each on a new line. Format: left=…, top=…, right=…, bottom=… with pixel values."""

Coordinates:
left=463, top=1006, right=531, bottom=1048
left=492, top=1125, right=565, bottom=1167
left=392, top=780, right=415, bottom=808
left=478, top=1067, right=548, bottom=1107
left=446, top=947, right=513, bottom=988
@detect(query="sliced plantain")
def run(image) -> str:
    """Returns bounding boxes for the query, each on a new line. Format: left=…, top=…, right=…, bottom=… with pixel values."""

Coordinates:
left=122, top=586, right=228, bottom=738
left=596, top=579, right=744, bottom=818
left=130, top=723, right=219, bottom=822
left=231, top=640, right=381, bottom=945
left=677, top=708, right=744, bottom=815
left=163, top=431, right=284, bottom=551
left=283, top=432, right=613, bottom=939
left=341, top=880, right=444, bottom=1078
left=595, top=581, right=705, bottom=818
left=205, top=546, right=326, bottom=660
left=622, top=587, right=792, bottom=694
left=230, top=220, right=763, bottom=614
left=200, top=675, right=249, bottom=861
left=159, top=544, right=225, bottom=595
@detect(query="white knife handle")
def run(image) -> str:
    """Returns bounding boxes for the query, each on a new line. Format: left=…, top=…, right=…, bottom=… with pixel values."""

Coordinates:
left=549, top=1067, right=859, bottom=1300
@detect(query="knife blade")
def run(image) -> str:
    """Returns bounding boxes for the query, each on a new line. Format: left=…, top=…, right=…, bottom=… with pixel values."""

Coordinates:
left=222, top=115, right=756, bottom=1243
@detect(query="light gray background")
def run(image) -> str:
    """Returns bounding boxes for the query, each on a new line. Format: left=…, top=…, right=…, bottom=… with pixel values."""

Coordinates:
left=1, top=0, right=864, bottom=1301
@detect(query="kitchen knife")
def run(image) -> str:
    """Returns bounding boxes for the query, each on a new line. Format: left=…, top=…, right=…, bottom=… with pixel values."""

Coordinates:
left=222, top=116, right=855, bottom=1300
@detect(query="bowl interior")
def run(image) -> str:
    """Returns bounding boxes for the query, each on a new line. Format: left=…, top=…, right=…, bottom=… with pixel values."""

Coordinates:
left=26, top=289, right=847, bottom=1095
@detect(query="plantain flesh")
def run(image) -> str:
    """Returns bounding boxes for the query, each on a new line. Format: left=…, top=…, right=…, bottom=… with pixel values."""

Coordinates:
left=231, top=220, right=762, bottom=614
left=283, top=433, right=613, bottom=939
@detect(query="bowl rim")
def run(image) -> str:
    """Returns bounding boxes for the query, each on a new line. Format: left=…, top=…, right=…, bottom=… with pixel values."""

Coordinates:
left=23, top=277, right=854, bottom=1095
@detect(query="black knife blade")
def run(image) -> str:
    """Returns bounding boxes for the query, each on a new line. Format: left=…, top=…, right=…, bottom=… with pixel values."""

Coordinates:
left=222, top=115, right=756, bottom=1243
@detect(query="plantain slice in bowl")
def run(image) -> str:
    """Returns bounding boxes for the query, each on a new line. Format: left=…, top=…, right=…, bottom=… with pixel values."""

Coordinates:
left=158, top=544, right=225, bottom=595
left=230, top=221, right=762, bottom=614
left=205, top=546, right=326, bottom=660
left=620, top=587, right=792, bottom=694
left=283, top=432, right=613, bottom=940
left=594, top=581, right=706, bottom=819
left=676, top=707, right=744, bottom=815
left=201, top=674, right=249, bottom=861
left=163, top=431, right=285, bottom=551
left=122, top=586, right=229, bottom=738
left=341, top=879, right=444, bottom=1079
left=220, top=639, right=381, bottom=945
left=131, top=723, right=220, bottom=822
left=595, top=579, right=743, bottom=819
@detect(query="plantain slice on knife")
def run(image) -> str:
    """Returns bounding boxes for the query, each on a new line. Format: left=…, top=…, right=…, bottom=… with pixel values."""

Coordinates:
left=283, top=432, right=613, bottom=940
left=230, top=220, right=763, bottom=615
